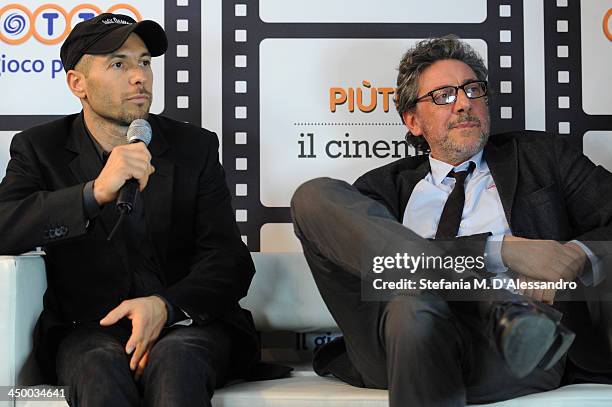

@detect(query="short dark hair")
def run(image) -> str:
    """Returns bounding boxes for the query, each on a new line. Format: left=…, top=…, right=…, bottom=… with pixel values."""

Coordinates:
left=395, top=36, right=488, bottom=151
left=74, top=54, right=94, bottom=76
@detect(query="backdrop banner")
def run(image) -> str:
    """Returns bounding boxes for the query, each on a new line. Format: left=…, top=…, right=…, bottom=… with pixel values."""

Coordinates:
left=1, top=0, right=611, bottom=252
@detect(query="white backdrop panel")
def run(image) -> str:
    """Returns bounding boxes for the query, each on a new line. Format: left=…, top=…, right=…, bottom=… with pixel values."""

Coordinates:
left=581, top=0, right=612, bottom=115
left=260, top=0, right=486, bottom=23
left=259, top=38, right=487, bottom=207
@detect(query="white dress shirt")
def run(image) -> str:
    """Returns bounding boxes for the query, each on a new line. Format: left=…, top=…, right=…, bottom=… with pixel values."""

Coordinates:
left=401, top=150, right=602, bottom=286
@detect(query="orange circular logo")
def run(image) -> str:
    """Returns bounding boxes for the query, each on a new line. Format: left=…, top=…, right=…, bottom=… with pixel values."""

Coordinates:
left=32, top=4, right=70, bottom=45
left=604, top=8, right=612, bottom=42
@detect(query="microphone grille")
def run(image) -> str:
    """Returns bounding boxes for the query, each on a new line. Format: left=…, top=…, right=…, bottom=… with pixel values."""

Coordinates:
left=126, top=119, right=152, bottom=146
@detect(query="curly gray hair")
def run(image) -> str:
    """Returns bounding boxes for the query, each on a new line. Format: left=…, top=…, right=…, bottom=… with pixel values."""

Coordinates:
left=395, top=36, right=488, bottom=151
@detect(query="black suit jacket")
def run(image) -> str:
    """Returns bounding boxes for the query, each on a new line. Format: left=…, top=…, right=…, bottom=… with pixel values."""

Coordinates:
left=318, top=131, right=612, bottom=383
left=0, top=113, right=259, bottom=381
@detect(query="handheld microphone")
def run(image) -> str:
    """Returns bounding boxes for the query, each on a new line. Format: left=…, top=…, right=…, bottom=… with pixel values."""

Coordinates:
left=108, top=119, right=152, bottom=241
left=116, top=119, right=152, bottom=213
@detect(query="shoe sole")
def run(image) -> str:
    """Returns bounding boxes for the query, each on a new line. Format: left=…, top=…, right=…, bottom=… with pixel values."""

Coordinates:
left=539, top=326, right=576, bottom=370
left=501, top=314, right=557, bottom=378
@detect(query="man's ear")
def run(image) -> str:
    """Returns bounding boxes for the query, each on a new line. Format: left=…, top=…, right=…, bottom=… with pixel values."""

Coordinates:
left=66, top=70, right=87, bottom=100
left=402, top=110, right=423, bottom=137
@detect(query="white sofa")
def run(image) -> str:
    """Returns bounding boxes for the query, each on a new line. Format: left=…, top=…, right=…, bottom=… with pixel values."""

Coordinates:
left=2, top=253, right=612, bottom=407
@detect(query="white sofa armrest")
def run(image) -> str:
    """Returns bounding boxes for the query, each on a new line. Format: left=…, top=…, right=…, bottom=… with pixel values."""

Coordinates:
left=0, top=254, right=46, bottom=394
left=242, top=253, right=337, bottom=332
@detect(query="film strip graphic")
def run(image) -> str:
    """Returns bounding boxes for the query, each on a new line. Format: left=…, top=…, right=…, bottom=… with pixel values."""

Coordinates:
left=222, top=0, right=526, bottom=251
left=544, top=0, right=612, bottom=148
left=0, top=0, right=201, bottom=130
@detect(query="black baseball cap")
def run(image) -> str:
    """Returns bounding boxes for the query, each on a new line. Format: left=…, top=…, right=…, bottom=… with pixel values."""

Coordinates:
left=60, top=13, right=167, bottom=72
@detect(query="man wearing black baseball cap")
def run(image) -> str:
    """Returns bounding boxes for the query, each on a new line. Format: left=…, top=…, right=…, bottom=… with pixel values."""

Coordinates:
left=0, top=13, right=260, bottom=407
left=60, top=13, right=168, bottom=72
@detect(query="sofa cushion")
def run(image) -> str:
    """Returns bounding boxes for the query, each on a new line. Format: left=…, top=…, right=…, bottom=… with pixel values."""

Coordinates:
left=14, top=381, right=612, bottom=407
left=472, top=384, right=612, bottom=406
left=212, top=364, right=612, bottom=406
left=212, top=372, right=612, bottom=407
left=213, top=371, right=387, bottom=407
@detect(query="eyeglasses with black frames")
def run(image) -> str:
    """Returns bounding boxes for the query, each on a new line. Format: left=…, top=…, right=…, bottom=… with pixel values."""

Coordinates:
left=413, top=80, right=488, bottom=106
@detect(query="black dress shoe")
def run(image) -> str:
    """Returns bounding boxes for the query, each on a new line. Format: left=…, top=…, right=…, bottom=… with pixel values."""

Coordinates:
left=493, top=301, right=574, bottom=378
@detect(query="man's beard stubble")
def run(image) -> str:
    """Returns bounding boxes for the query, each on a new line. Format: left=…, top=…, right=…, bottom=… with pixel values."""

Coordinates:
left=95, top=87, right=152, bottom=126
left=440, top=114, right=490, bottom=163
left=98, top=100, right=151, bottom=127
left=117, top=109, right=150, bottom=126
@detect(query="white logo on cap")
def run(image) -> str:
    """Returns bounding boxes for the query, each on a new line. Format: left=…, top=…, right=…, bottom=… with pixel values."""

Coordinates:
left=101, top=17, right=132, bottom=25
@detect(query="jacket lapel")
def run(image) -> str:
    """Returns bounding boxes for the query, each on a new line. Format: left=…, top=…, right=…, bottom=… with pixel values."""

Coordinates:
left=483, top=138, right=518, bottom=225
left=142, top=120, right=173, bottom=265
left=66, top=114, right=103, bottom=186
left=66, top=114, right=121, bottom=237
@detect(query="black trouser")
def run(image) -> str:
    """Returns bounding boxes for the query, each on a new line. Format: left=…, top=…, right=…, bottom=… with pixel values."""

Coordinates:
left=291, top=177, right=563, bottom=407
left=56, top=321, right=232, bottom=407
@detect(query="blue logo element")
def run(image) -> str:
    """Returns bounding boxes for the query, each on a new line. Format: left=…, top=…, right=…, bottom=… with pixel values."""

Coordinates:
left=4, top=13, right=26, bottom=36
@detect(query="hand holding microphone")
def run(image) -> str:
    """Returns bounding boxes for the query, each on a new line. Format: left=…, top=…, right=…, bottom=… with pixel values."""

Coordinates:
left=93, top=119, right=155, bottom=208
left=92, top=119, right=154, bottom=240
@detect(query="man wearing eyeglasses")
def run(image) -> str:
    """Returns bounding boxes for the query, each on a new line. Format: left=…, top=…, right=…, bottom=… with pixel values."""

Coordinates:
left=291, top=36, right=612, bottom=406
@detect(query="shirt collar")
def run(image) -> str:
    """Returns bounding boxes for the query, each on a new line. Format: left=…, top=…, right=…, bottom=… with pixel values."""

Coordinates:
left=428, top=149, right=485, bottom=186
left=81, top=115, right=109, bottom=162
